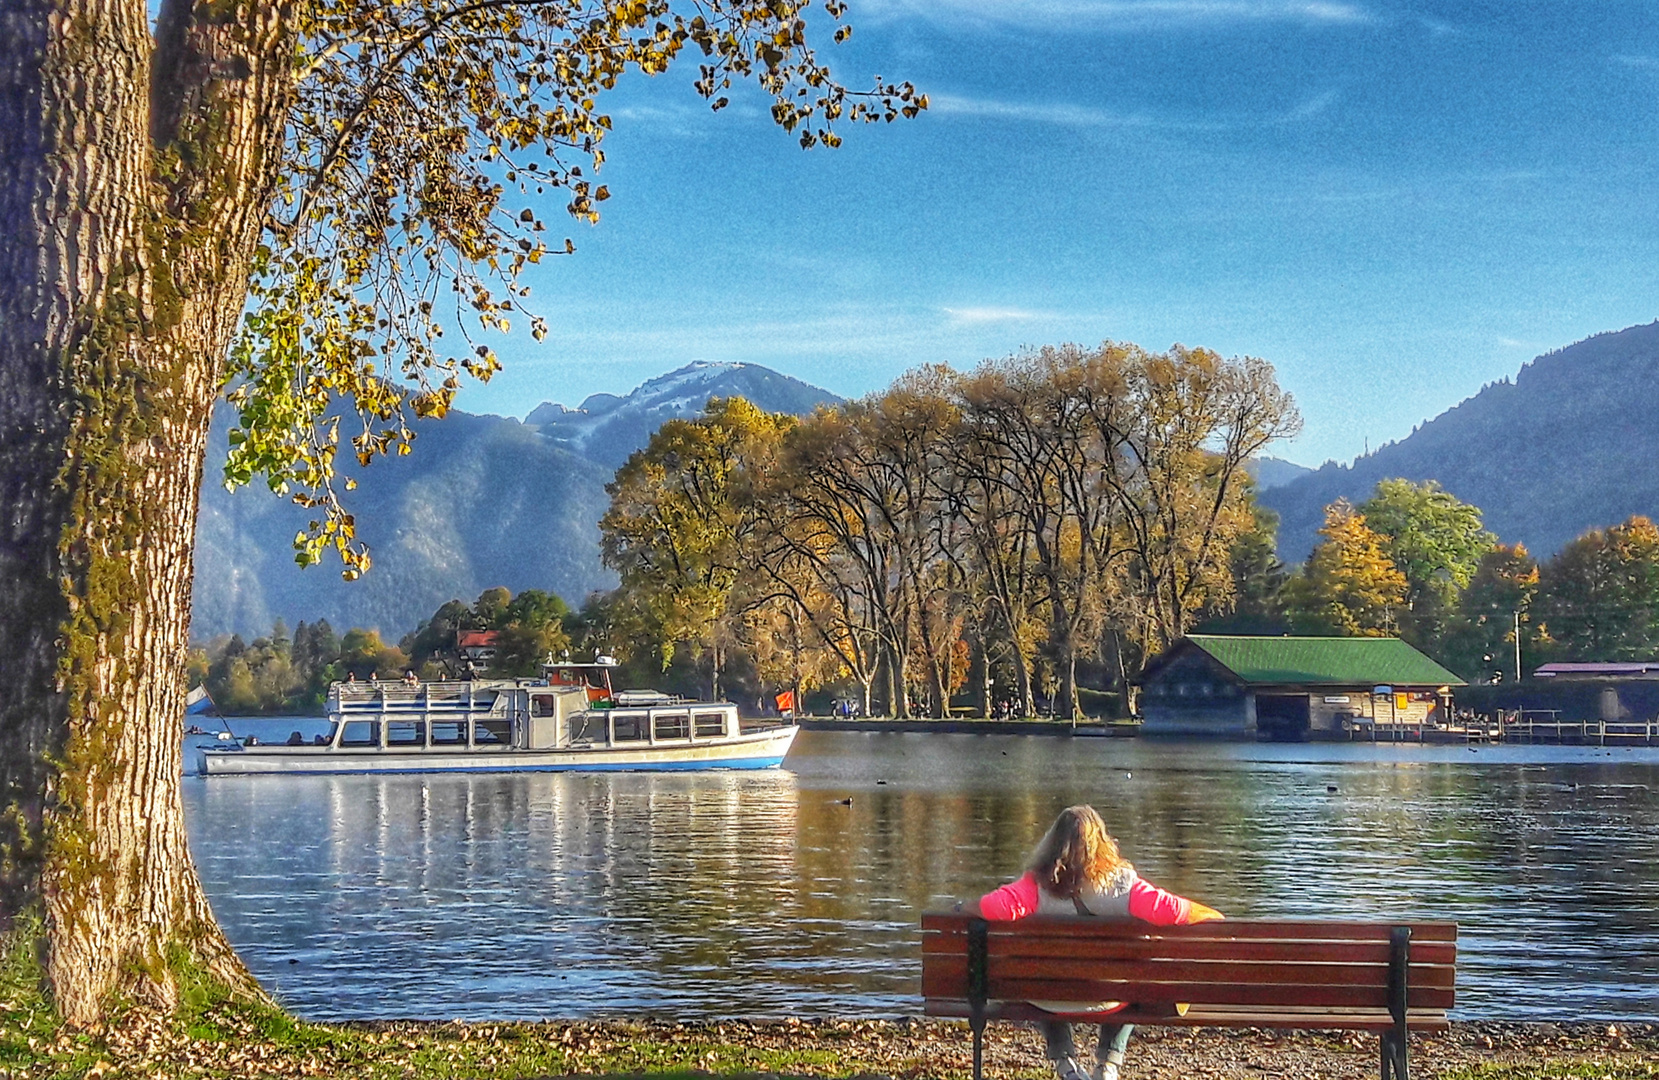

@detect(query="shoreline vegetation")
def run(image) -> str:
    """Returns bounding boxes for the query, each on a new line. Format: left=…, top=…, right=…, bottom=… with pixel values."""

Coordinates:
left=795, top=718, right=1137, bottom=736
left=1, top=996, right=1652, bottom=1080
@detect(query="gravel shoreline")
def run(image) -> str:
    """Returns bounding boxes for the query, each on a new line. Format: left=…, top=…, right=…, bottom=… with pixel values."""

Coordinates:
left=496, top=1018, right=1659, bottom=1080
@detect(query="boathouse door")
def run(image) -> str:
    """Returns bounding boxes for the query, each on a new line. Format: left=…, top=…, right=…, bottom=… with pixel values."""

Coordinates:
left=1255, top=694, right=1311, bottom=741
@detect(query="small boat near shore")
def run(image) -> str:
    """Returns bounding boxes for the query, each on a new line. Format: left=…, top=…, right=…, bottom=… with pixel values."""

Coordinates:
left=197, top=661, right=798, bottom=776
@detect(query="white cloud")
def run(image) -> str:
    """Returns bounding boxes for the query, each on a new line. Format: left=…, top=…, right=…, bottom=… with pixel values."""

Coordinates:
left=1613, top=54, right=1659, bottom=70
left=856, top=0, right=1372, bottom=31
left=930, top=89, right=1337, bottom=132
left=1281, top=89, right=1339, bottom=122
left=927, top=92, right=1182, bottom=130
left=941, top=305, right=1051, bottom=325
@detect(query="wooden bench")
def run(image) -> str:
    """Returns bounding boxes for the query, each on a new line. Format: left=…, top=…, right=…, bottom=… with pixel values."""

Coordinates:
left=921, top=914, right=1456, bottom=1080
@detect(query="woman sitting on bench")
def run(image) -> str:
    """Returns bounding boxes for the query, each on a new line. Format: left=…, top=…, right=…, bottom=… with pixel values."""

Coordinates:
left=973, top=805, right=1223, bottom=1080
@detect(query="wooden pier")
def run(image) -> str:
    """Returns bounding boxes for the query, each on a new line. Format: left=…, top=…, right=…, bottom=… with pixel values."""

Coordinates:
left=1495, top=710, right=1659, bottom=746
left=1341, top=711, right=1659, bottom=745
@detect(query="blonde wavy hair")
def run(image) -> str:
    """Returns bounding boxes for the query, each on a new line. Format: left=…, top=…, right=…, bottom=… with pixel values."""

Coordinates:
left=1026, top=805, right=1132, bottom=899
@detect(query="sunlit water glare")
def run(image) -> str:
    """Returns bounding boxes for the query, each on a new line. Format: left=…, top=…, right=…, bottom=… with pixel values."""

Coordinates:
left=184, top=728, right=1659, bottom=1021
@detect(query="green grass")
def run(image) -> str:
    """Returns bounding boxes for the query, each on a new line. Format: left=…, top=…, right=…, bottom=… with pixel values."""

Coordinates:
left=1438, top=1064, right=1659, bottom=1080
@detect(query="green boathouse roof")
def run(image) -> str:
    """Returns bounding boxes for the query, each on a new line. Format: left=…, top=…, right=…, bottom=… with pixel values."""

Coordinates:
left=1169, top=635, right=1466, bottom=688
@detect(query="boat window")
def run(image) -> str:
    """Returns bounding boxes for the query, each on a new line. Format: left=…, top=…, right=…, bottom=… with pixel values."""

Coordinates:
left=567, top=713, right=602, bottom=744
left=340, top=721, right=379, bottom=747
left=653, top=712, right=690, bottom=741
left=386, top=721, right=424, bottom=747
left=532, top=694, right=556, bottom=718
left=693, top=712, right=726, bottom=738
left=474, top=719, right=512, bottom=746
left=429, top=721, right=467, bottom=746
left=610, top=712, right=647, bottom=742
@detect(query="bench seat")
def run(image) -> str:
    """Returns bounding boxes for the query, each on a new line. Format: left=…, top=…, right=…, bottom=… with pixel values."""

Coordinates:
left=921, top=913, right=1456, bottom=1080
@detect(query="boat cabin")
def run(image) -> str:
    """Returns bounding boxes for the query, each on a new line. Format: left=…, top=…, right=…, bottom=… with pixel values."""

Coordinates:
left=322, top=678, right=738, bottom=752
left=544, top=660, right=617, bottom=705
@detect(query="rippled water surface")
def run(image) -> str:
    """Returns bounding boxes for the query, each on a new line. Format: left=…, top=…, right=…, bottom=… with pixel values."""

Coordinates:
left=184, top=728, right=1659, bottom=1021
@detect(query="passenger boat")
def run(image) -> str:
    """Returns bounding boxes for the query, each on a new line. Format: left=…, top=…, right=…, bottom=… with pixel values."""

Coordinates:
left=196, top=661, right=798, bottom=776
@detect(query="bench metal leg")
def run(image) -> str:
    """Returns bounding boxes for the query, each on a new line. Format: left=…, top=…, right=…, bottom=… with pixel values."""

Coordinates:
left=968, top=918, right=989, bottom=1080
left=1382, top=926, right=1411, bottom=1080
left=1380, top=1031, right=1408, bottom=1080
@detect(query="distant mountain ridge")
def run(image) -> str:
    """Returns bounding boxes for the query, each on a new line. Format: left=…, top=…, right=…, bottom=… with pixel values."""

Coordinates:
left=1260, top=321, right=1659, bottom=563
left=192, top=362, right=843, bottom=639
left=1246, top=456, right=1313, bottom=491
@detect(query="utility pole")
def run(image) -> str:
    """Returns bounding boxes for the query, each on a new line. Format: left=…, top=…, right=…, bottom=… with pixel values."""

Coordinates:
left=1514, top=610, right=1523, bottom=683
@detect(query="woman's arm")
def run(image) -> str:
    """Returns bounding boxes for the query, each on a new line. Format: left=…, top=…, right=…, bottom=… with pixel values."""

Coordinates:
left=1127, top=878, right=1225, bottom=926
left=977, top=871, right=1042, bottom=921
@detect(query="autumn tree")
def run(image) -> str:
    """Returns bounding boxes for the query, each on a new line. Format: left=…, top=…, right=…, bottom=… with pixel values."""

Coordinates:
left=1536, top=517, right=1659, bottom=661
left=762, top=407, right=901, bottom=716
left=1113, top=346, right=1300, bottom=648
left=858, top=370, right=966, bottom=718
left=1197, top=500, right=1290, bottom=635
left=1282, top=501, right=1408, bottom=636
left=338, top=628, right=409, bottom=679
left=957, top=346, right=1127, bottom=720
left=487, top=590, right=572, bottom=676
left=0, top=0, right=919, bottom=1022
left=600, top=398, right=793, bottom=698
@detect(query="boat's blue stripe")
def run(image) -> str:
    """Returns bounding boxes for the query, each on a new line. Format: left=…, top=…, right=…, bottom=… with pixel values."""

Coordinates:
left=203, top=755, right=789, bottom=776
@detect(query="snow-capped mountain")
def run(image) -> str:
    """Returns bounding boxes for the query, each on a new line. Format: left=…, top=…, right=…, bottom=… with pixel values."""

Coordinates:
left=525, top=361, right=841, bottom=466
left=193, top=361, right=842, bottom=637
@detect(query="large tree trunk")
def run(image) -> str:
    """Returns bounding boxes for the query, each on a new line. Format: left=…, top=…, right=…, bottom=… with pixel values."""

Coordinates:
left=0, top=0, right=287, bottom=1025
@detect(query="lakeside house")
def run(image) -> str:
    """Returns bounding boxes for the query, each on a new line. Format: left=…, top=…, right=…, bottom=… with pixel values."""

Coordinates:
left=1138, top=635, right=1464, bottom=739
left=456, top=630, right=500, bottom=673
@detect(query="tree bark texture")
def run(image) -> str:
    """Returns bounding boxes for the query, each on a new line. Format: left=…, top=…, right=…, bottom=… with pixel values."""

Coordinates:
left=0, top=0, right=290, bottom=1025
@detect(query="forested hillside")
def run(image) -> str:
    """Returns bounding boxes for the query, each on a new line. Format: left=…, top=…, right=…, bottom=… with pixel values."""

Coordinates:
left=1261, top=322, right=1659, bottom=562
left=192, top=363, right=841, bottom=638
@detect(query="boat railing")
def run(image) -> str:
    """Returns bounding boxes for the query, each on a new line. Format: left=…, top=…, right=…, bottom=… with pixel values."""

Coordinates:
left=330, top=680, right=519, bottom=717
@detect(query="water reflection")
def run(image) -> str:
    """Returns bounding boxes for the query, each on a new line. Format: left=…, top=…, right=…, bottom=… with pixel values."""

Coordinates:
left=184, top=730, right=1659, bottom=1020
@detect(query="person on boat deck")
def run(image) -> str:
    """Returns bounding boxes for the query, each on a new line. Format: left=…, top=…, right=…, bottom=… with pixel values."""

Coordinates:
left=970, top=805, right=1223, bottom=1080
left=403, top=669, right=419, bottom=686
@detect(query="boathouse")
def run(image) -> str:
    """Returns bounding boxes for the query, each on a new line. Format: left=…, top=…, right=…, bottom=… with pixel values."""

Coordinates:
left=1138, top=635, right=1464, bottom=739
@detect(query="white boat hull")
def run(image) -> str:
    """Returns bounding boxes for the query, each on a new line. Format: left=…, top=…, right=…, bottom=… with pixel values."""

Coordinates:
left=198, top=725, right=798, bottom=776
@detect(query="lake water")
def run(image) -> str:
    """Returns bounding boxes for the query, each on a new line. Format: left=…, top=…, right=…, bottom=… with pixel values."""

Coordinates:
left=183, top=727, right=1659, bottom=1022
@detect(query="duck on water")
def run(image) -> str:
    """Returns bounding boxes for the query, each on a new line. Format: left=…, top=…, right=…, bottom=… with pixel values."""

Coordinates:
left=196, top=659, right=798, bottom=776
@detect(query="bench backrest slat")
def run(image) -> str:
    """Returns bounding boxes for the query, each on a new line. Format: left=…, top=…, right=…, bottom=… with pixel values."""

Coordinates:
left=921, top=915, right=1456, bottom=1017
left=922, top=971, right=1454, bottom=1010
left=924, top=954, right=1456, bottom=989
left=922, top=914, right=1457, bottom=942
left=923, top=935, right=1457, bottom=966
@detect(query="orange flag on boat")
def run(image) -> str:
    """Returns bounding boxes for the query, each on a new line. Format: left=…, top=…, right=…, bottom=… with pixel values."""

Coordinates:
left=774, top=691, right=795, bottom=713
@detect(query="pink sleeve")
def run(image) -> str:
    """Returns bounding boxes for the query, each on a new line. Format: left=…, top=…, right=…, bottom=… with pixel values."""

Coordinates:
left=979, top=871, right=1042, bottom=921
left=1127, top=877, right=1194, bottom=926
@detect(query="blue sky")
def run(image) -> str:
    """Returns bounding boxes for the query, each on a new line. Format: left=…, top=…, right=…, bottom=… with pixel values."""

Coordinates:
left=464, top=0, right=1659, bottom=467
